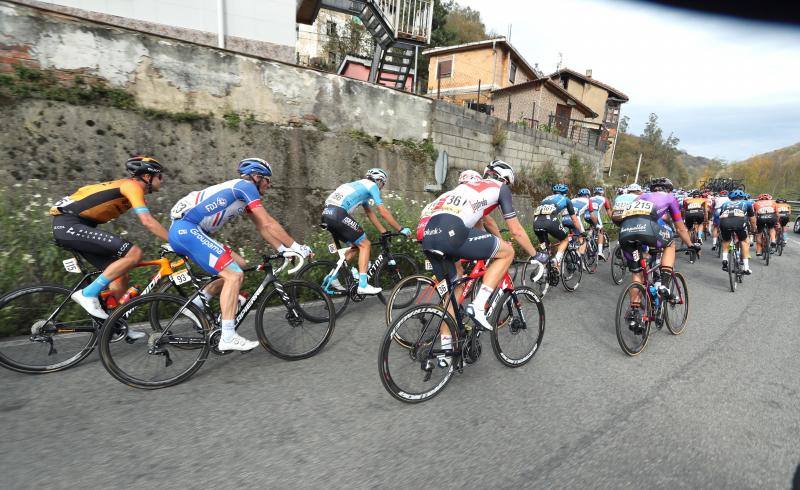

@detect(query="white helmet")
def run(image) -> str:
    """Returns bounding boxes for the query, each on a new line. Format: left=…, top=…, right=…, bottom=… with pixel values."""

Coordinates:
left=458, top=169, right=482, bottom=184
left=365, top=168, right=388, bottom=185
left=627, top=183, right=642, bottom=193
left=483, top=160, right=515, bottom=185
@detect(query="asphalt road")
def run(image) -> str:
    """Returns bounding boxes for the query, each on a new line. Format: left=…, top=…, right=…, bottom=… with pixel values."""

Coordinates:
left=2, top=239, right=799, bottom=489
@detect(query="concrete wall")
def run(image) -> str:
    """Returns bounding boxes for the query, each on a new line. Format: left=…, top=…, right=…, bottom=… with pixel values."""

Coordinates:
left=1, top=1, right=432, bottom=141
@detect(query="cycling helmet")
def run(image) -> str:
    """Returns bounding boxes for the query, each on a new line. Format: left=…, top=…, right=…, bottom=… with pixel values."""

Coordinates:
left=757, top=193, right=772, bottom=201
left=458, top=169, right=482, bottom=184
left=690, top=189, right=702, bottom=197
left=719, top=190, right=728, bottom=197
left=126, top=156, right=163, bottom=176
left=238, top=157, right=273, bottom=176
left=627, top=183, right=643, bottom=193
left=776, top=197, right=787, bottom=203
left=616, top=187, right=626, bottom=196
left=365, top=168, right=388, bottom=185
left=649, top=177, right=673, bottom=192
left=483, top=160, right=515, bottom=185
left=729, top=189, right=746, bottom=200
left=577, top=188, right=590, bottom=197
left=552, top=183, right=569, bottom=195
left=594, top=187, right=605, bottom=195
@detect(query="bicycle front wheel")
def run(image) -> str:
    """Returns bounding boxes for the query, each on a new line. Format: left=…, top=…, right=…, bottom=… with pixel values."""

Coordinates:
left=378, top=304, right=455, bottom=403
left=665, top=272, right=689, bottom=335
left=0, top=285, right=98, bottom=373
left=384, top=274, right=439, bottom=327
left=255, top=280, right=335, bottom=360
left=521, top=261, right=549, bottom=297
left=99, top=293, right=210, bottom=389
left=611, top=245, right=626, bottom=285
left=376, top=254, right=419, bottom=304
left=490, top=287, right=545, bottom=367
left=295, top=259, right=352, bottom=318
left=561, top=250, right=582, bottom=292
left=615, top=283, right=651, bottom=356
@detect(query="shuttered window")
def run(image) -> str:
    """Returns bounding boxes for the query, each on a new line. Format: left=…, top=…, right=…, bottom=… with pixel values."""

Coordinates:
left=437, top=58, right=452, bottom=78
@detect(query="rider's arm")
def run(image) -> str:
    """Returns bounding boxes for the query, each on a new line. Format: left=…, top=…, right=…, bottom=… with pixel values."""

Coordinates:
left=363, top=204, right=387, bottom=234
left=566, top=201, right=582, bottom=231
left=248, top=206, right=295, bottom=250
left=121, top=180, right=169, bottom=241
left=669, top=200, right=692, bottom=244
left=506, top=217, right=536, bottom=256
left=481, top=215, right=502, bottom=238
left=374, top=204, right=403, bottom=232
left=137, top=212, right=169, bottom=241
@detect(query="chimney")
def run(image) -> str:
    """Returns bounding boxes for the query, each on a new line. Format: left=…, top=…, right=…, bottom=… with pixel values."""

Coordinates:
left=586, top=69, right=593, bottom=78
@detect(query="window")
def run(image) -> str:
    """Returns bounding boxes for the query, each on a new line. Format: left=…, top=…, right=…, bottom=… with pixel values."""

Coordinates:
left=509, top=61, right=517, bottom=84
left=326, top=21, right=337, bottom=37
left=605, top=103, right=620, bottom=124
left=328, top=51, right=337, bottom=66
left=437, top=58, right=452, bottom=79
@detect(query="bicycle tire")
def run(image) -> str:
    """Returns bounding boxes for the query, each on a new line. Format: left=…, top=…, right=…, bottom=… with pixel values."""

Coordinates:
left=611, top=245, right=626, bottom=285
left=561, top=250, right=582, bottom=292
left=0, top=284, right=98, bottom=374
left=520, top=261, right=549, bottom=297
left=490, top=287, right=545, bottom=368
left=615, top=282, right=651, bottom=356
left=99, top=293, right=211, bottom=389
left=665, top=272, right=689, bottom=335
left=376, top=254, right=419, bottom=304
left=384, top=274, right=438, bottom=327
left=762, top=229, right=770, bottom=266
left=378, top=304, right=455, bottom=403
left=295, top=259, right=352, bottom=318
left=777, top=229, right=784, bottom=256
left=727, top=247, right=736, bottom=293
left=255, top=280, right=335, bottom=360
left=583, top=238, right=598, bottom=274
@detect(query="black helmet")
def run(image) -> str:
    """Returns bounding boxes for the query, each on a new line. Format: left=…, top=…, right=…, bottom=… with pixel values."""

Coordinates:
left=126, top=156, right=164, bottom=176
left=649, top=177, right=673, bottom=192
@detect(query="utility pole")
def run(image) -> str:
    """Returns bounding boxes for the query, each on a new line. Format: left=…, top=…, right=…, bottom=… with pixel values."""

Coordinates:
left=634, top=153, right=642, bottom=184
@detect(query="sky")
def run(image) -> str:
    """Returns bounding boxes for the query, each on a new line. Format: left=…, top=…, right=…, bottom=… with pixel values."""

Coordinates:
left=458, top=0, right=800, bottom=161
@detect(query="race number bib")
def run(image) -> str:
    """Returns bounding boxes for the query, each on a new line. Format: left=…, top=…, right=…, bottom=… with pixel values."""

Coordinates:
left=170, top=193, right=197, bottom=220
left=687, top=202, right=702, bottom=210
left=325, top=184, right=355, bottom=207
left=535, top=204, right=557, bottom=216
left=757, top=206, right=775, bottom=215
left=63, top=258, right=81, bottom=273
left=171, top=269, right=192, bottom=285
left=613, top=201, right=631, bottom=212
left=622, top=200, right=654, bottom=219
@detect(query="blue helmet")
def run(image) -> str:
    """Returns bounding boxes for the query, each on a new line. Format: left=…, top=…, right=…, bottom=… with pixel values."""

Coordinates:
left=729, top=189, right=746, bottom=200
left=238, top=157, right=272, bottom=176
left=577, top=188, right=590, bottom=197
left=552, top=183, right=569, bottom=194
left=594, top=187, right=605, bottom=195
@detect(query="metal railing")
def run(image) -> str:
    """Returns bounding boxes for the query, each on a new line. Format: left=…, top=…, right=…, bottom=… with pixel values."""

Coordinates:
left=546, top=115, right=608, bottom=151
left=373, top=0, right=432, bottom=42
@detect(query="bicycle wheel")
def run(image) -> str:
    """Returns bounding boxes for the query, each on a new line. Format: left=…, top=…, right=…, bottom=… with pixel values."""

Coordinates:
left=561, top=250, right=582, bottom=292
left=615, top=283, right=651, bottom=356
left=583, top=241, right=598, bottom=274
left=295, top=259, right=352, bottom=318
left=611, top=245, right=626, bottom=285
left=376, top=254, right=418, bottom=304
left=762, top=229, right=770, bottom=266
left=777, top=229, right=784, bottom=256
left=520, top=261, right=549, bottom=297
left=0, top=285, right=98, bottom=374
left=378, top=304, right=455, bottom=403
left=665, top=272, right=689, bottom=335
left=384, top=274, right=438, bottom=327
left=727, top=248, right=736, bottom=293
left=508, top=260, right=525, bottom=287
left=255, top=280, right=335, bottom=360
left=490, top=287, right=545, bottom=367
left=99, top=294, right=210, bottom=389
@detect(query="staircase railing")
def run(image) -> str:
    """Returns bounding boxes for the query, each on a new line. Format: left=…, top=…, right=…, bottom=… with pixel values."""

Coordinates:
left=372, top=0, right=432, bottom=43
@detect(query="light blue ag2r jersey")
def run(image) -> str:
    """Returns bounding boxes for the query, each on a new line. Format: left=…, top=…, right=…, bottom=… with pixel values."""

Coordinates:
left=324, top=179, right=383, bottom=213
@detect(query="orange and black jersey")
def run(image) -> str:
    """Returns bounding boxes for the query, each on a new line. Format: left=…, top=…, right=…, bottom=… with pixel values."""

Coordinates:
left=682, top=197, right=707, bottom=217
left=776, top=202, right=791, bottom=216
left=50, top=179, right=148, bottom=225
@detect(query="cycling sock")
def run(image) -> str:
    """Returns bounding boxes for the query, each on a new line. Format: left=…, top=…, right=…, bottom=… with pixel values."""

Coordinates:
left=82, top=274, right=111, bottom=298
left=722, top=252, right=729, bottom=261
left=221, top=319, right=235, bottom=342
left=359, top=273, right=368, bottom=288
left=598, top=244, right=603, bottom=254
left=555, top=251, right=564, bottom=263
left=472, top=284, right=494, bottom=310
left=659, top=267, right=673, bottom=289
left=699, top=231, right=704, bottom=240
left=743, top=258, right=749, bottom=269
left=712, top=237, right=718, bottom=246
left=192, top=291, right=213, bottom=309
left=440, top=334, right=452, bottom=351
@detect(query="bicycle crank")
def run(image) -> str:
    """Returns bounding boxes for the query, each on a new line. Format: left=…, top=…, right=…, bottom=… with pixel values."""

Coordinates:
left=463, top=336, right=482, bottom=364
left=207, top=329, right=232, bottom=356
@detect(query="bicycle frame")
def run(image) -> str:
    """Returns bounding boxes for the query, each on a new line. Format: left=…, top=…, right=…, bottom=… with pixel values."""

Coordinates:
left=322, top=233, right=402, bottom=294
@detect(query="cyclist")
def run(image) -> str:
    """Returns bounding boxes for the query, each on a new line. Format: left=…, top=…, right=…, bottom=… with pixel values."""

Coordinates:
left=753, top=193, right=778, bottom=256
left=533, top=183, right=584, bottom=269
left=719, top=189, right=754, bottom=275
left=564, top=188, right=593, bottom=259
left=321, top=168, right=411, bottom=295
left=589, top=187, right=612, bottom=259
left=418, top=160, right=538, bottom=338
left=169, top=158, right=312, bottom=351
left=51, top=156, right=168, bottom=335
left=610, top=183, right=641, bottom=225
left=682, top=190, right=708, bottom=262
left=618, top=177, right=699, bottom=325
left=711, top=190, right=730, bottom=251
left=776, top=198, right=791, bottom=244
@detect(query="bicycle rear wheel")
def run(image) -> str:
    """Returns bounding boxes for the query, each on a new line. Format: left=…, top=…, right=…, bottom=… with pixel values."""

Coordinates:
left=378, top=304, right=455, bottom=403
left=777, top=229, right=785, bottom=256
left=583, top=239, right=598, bottom=274
left=665, top=272, right=689, bottom=335
left=295, top=259, right=352, bottom=318
left=762, top=229, right=770, bottom=266
left=561, top=250, right=582, bottom=292
left=255, top=280, right=335, bottom=360
left=727, top=248, right=736, bottom=293
left=99, top=294, right=210, bottom=389
left=490, top=287, right=545, bottom=367
left=615, top=283, right=651, bottom=356
left=384, top=274, right=438, bottom=327
left=0, top=285, right=98, bottom=373
left=611, top=245, right=626, bottom=285
left=376, top=254, right=418, bottom=304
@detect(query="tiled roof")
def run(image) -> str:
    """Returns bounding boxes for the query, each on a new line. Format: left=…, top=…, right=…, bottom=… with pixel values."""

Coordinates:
left=548, top=68, right=629, bottom=101
left=491, top=78, right=598, bottom=118
left=422, top=37, right=542, bottom=78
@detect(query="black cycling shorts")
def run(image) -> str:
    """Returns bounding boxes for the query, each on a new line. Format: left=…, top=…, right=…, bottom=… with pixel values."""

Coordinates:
left=533, top=215, right=567, bottom=243
left=683, top=212, right=705, bottom=228
left=719, top=217, right=748, bottom=242
left=321, top=205, right=365, bottom=246
left=619, top=216, right=674, bottom=272
left=52, top=214, right=133, bottom=270
left=420, top=214, right=500, bottom=281
left=778, top=215, right=789, bottom=227
left=756, top=216, right=777, bottom=232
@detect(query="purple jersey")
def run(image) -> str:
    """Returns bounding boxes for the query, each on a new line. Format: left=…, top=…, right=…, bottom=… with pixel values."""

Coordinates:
left=626, top=192, right=683, bottom=223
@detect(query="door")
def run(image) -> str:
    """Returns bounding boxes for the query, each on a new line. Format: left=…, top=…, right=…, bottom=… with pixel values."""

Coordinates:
left=555, top=104, right=571, bottom=137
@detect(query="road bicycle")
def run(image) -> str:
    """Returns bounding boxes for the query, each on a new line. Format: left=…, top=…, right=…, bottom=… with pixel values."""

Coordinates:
left=378, top=252, right=544, bottom=403
left=296, top=231, right=417, bottom=317
left=687, top=227, right=701, bottom=263
left=614, top=246, right=689, bottom=356
left=610, top=243, right=627, bottom=285
left=98, top=252, right=335, bottom=389
left=0, top=246, right=189, bottom=374
left=582, top=226, right=608, bottom=275
left=758, top=225, right=773, bottom=266
left=776, top=224, right=786, bottom=256
left=724, top=232, right=746, bottom=292
left=520, top=233, right=583, bottom=296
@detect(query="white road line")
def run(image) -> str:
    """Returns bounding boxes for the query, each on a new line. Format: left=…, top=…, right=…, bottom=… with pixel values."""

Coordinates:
left=790, top=239, right=800, bottom=246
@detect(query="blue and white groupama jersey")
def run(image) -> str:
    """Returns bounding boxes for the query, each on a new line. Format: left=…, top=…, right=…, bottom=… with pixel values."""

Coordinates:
left=170, top=179, right=263, bottom=234
left=324, top=179, right=383, bottom=213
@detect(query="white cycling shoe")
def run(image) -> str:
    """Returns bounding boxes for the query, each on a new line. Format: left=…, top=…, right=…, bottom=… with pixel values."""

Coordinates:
left=330, top=279, right=348, bottom=292
left=465, top=303, right=493, bottom=331
left=356, top=284, right=382, bottom=295
left=71, top=291, right=108, bottom=319
left=217, top=334, right=259, bottom=352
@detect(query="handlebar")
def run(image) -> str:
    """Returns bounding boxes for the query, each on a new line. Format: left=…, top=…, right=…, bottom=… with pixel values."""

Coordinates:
left=250, top=251, right=305, bottom=275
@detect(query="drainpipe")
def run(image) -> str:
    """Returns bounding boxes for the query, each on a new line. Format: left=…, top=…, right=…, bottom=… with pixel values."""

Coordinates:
left=217, top=0, right=226, bottom=49
left=491, top=39, right=497, bottom=91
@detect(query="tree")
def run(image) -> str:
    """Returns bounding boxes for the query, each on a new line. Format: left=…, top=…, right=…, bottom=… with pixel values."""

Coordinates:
left=318, top=19, right=373, bottom=71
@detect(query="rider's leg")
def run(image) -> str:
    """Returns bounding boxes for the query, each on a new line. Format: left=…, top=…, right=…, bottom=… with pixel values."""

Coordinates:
left=597, top=227, right=605, bottom=255
left=555, top=237, right=569, bottom=264
left=83, top=245, right=143, bottom=299
left=190, top=252, right=246, bottom=308
left=468, top=240, right=514, bottom=330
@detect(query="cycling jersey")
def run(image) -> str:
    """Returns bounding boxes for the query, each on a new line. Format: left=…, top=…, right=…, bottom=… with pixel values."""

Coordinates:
left=324, top=179, right=383, bottom=214
left=623, top=192, right=682, bottom=224
left=416, top=179, right=516, bottom=240
left=753, top=199, right=778, bottom=232
left=718, top=200, right=753, bottom=242
left=776, top=202, right=791, bottom=217
left=50, top=179, right=148, bottom=224
left=713, top=196, right=730, bottom=222
left=682, top=197, right=707, bottom=225
left=564, top=197, right=593, bottom=231
left=170, top=179, right=263, bottom=234
left=611, top=193, right=638, bottom=224
left=587, top=195, right=611, bottom=225
left=534, top=194, right=575, bottom=219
